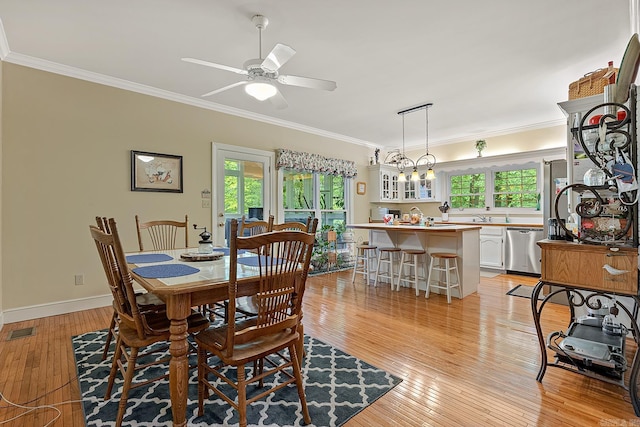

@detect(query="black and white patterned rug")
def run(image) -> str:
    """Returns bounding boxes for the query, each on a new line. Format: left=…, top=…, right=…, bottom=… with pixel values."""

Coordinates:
left=72, top=329, right=401, bottom=426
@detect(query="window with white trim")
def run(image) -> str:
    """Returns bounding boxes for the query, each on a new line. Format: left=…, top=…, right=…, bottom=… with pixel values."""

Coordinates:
left=450, top=172, right=486, bottom=209
left=493, top=167, right=537, bottom=208
left=447, top=162, right=539, bottom=210
left=281, top=169, right=348, bottom=228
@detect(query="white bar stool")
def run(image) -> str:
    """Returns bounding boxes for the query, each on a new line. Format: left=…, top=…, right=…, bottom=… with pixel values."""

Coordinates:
left=373, top=247, right=401, bottom=287
left=351, top=243, right=378, bottom=284
left=395, top=249, right=426, bottom=295
left=425, top=252, right=462, bottom=303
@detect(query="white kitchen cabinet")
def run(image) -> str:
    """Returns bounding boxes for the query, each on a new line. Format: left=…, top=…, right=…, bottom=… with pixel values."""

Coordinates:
left=369, top=164, right=436, bottom=202
left=368, top=164, right=400, bottom=202
left=402, top=172, right=434, bottom=201
left=479, top=226, right=504, bottom=269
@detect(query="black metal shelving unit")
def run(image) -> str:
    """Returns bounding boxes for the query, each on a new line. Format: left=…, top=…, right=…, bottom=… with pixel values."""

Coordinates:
left=533, top=86, right=640, bottom=416
left=555, top=86, right=638, bottom=246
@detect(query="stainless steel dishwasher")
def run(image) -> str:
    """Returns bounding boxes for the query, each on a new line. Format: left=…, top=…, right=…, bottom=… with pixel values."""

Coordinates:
left=505, top=227, right=544, bottom=275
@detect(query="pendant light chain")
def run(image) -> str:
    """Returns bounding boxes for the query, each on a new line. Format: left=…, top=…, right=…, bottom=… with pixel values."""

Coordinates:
left=398, top=113, right=407, bottom=181
left=425, top=106, right=429, bottom=155
left=395, top=102, right=436, bottom=181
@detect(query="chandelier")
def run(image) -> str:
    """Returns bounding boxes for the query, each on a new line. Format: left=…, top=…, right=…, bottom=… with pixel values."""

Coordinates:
left=393, top=103, right=436, bottom=182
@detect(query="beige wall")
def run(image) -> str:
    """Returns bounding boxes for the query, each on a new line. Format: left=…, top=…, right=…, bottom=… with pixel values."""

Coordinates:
left=405, top=126, right=566, bottom=163
left=1, top=63, right=371, bottom=312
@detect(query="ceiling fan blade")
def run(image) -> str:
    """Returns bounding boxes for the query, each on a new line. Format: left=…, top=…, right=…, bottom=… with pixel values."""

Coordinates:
left=201, top=81, right=248, bottom=97
left=261, top=43, right=296, bottom=73
left=277, top=74, right=337, bottom=91
left=269, top=87, right=288, bottom=109
left=182, top=57, right=248, bottom=75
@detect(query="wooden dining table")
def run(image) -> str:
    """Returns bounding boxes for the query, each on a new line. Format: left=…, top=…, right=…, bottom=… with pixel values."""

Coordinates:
left=127, top=247, right=263, bottom=427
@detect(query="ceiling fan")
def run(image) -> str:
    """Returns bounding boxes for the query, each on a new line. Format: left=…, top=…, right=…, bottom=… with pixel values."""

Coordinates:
left=182, top=14, right=337, bottom=109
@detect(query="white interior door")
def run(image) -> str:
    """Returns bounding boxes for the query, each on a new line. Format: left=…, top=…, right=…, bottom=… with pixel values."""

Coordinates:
left=212, top=143, right=274, bottom=246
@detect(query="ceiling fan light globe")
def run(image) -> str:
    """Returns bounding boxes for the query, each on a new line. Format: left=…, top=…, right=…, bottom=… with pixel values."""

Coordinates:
left=411, top=169, right=420, bottom=181
left=398, top=171, right=407, bottom=182
left=245, top=82, right=277, bottom=101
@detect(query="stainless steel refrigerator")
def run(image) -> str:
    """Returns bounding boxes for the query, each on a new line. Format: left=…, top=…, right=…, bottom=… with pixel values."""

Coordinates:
left=542, top=159, right=570, bottom=304
left=543, top=159, right=569, bottom=239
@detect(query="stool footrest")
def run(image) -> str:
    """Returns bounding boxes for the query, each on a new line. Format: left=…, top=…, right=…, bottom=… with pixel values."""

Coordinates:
left=426, top=253, right=462, bottom=304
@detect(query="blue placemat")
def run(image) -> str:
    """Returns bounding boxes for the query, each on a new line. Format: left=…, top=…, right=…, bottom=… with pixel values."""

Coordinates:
left=237, top=255, right=285, bottom=267
left=126, top=253, right=174, bottom=264
left=213, top=247, right=245, bottom=256
left=132, top=264, right=200, bottom=278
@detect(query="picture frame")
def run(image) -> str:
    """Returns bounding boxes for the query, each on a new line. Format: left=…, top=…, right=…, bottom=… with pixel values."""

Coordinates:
left=356, top=181, right=366, bottom=195
left=131, top=150, right=183, bottom=193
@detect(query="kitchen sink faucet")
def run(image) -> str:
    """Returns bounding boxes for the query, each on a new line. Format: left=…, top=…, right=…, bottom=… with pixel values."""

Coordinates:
left=472, top=214, right=492, bottom=223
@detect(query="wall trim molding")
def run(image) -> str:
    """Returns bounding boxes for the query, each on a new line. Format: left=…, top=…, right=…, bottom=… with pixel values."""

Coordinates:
left=2, top=294, right=112, bottom=325
left=0, top=20, right=564, bottom=153
left=1, top=51, right=378, bottom=149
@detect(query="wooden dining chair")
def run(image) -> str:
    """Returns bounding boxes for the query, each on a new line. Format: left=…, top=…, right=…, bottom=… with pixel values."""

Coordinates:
left=271, top=216, right=314, bottom=232
left=232, top=217, right=317, bottom=323
left=135, top=214, right=189, bottom=251
left=238, top=214, right=274, bottom=237
left=196, top=218, right=316, bottom=427
left=96, top=216, right=165, bottom=361
left=234, top=214, right=274, bottom=260
left=90, top=218, right=209, bottom=427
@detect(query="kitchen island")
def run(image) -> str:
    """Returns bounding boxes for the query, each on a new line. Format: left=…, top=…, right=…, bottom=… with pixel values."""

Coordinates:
left=347, top=223, right=481, bottom=298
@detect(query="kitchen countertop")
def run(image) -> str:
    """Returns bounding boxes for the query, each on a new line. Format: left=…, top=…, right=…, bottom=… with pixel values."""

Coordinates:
left=437, top=221, right=543, bottom=228
left=348, top=223, right=481, bottom=232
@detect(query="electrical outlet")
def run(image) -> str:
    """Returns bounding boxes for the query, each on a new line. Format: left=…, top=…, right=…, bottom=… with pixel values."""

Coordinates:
left=75, top=274, right=84, bottom=286
left=202, top=199, right=211, bottom=208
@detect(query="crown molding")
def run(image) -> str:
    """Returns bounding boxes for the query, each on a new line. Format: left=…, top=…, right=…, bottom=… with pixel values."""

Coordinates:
left=0, top=18, right=568, bottom=153
left=0, top=18, right=10, bottom=60
left=0, top=51, right=378, bottom=151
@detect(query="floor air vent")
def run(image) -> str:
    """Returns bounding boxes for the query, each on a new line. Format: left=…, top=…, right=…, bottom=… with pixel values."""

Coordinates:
left=7, top=327, right=36, bottom=340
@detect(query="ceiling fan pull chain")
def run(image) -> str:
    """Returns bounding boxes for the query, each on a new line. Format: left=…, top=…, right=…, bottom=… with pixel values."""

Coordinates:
left=258, top=22, right=262, bottom=59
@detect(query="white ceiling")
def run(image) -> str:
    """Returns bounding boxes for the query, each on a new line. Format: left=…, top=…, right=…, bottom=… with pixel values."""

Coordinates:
left=0, top=1, right=634, bottom=152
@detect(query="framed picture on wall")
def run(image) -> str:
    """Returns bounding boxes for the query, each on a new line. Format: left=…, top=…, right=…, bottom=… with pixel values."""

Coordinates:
left=131, top=150, right=183, bottom=193
left=356, top=181, right=366, bottom=195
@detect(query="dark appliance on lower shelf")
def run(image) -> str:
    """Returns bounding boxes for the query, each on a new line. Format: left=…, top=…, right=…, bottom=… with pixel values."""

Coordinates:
left=546, top=323, right=626, bottom=378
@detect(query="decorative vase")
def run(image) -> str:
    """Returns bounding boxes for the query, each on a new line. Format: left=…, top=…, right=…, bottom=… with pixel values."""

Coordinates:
left=477, top=151, right=483, bottom=157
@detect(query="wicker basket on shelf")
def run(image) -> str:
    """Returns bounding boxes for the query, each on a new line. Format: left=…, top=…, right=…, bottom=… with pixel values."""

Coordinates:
left=568, top=62, right=618, bottom=100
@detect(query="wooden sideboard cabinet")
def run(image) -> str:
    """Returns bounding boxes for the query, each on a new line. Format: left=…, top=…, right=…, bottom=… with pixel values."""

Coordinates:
left=539, top=239, right=638, bottom=295
left=534, top=239, right=640, bottom=416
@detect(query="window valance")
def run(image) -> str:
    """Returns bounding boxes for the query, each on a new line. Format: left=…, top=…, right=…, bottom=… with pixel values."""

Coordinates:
left=275, top=149, right=358, bottom=178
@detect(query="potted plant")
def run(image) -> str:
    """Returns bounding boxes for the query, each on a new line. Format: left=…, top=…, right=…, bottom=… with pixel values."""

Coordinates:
left=475, top=140, right=487, bottom=157
left=311, top=225, right=334, bottom=272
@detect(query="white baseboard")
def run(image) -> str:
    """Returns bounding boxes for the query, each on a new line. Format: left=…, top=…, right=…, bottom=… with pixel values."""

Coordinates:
left=1, top=294, right=112, bottom=325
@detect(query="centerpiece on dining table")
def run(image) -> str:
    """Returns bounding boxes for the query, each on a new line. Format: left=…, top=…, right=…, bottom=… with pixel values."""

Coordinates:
left=179, top=225, right=225, bottom=261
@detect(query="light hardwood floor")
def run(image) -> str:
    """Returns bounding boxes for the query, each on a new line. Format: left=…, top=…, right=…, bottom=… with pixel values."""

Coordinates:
left=0, top=271, right=637, bottom=426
